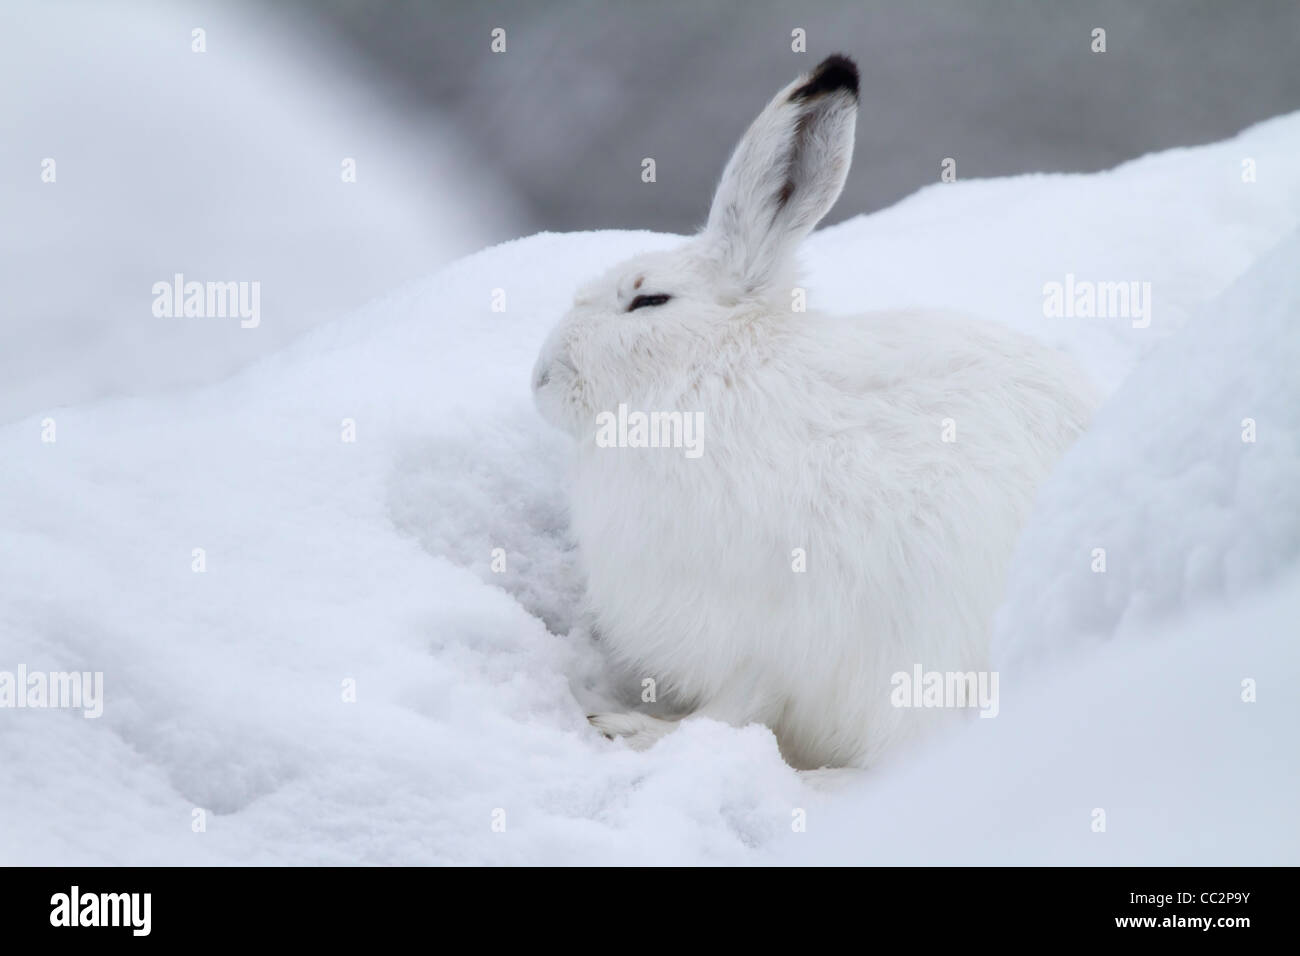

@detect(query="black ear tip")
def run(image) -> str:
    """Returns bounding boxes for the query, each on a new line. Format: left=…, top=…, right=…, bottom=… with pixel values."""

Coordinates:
left=791, top=54, right=859, bottom=101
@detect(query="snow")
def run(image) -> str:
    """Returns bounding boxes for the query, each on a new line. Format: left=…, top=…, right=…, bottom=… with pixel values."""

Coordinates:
left=994, top=231, right=1300, bottom=670
left=0, top=0, right=516, bottom=425
left=2, top=110, right=1298, bottom=865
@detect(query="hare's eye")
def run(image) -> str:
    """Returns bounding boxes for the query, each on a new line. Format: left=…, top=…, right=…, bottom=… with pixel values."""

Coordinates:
left=627, top=293, right=671, bottom=313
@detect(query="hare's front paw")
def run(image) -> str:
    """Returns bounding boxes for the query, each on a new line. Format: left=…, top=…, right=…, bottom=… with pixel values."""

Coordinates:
left=587, top=713, right=679, bottom=750
left=797, top=766, right=866, bottom=791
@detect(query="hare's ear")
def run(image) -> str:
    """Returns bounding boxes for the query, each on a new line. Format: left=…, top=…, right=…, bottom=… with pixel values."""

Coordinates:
left=702, top=54, right=858, bottom=295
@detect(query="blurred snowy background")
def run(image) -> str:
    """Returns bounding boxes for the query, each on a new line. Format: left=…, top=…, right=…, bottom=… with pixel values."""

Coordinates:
left=0, top=0, right=517, bottom=424
left=312, top=0, right=1300, bottom=234
left=1, top=0, right=1297, bottom=864
left=6, top=0, right=1300, bottom=424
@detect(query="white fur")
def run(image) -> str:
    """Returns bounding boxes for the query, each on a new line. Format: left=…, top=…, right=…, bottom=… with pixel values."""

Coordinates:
left=534, top=57, right=1096, bottom=769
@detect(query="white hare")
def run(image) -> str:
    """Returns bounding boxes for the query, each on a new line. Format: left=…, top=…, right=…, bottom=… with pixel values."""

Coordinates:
left=532, top=55, right=1096, bottom=769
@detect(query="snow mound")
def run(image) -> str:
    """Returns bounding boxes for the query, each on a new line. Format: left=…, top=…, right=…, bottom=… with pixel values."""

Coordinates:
left=809, top=110, right=1300, bottom=391
left=995, top=232, right=1300, bottom=670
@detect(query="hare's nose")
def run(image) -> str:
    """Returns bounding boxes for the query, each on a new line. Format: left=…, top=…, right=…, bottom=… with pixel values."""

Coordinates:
left=533, top=366, right=551, bottom=390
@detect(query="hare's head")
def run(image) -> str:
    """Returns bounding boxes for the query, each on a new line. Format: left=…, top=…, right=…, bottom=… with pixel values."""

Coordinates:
left=533, top=54, right=858, bottom=436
